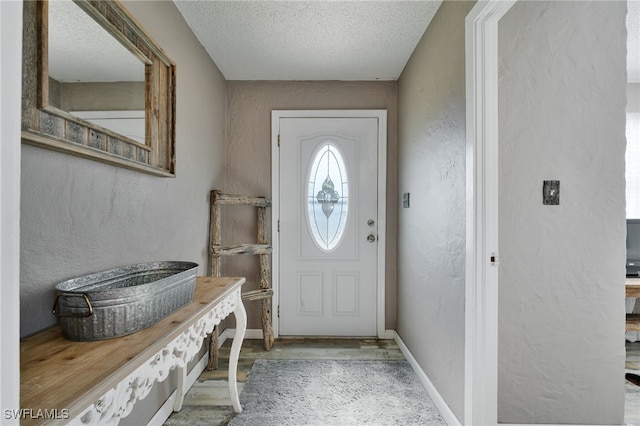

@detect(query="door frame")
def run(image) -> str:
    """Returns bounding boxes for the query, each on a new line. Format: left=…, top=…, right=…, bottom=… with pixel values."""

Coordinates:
left=271, top=110, right=387, bottom=338
left=0, top=0, right=23, bottom=417
left=464, top=1, right=517, bottom=425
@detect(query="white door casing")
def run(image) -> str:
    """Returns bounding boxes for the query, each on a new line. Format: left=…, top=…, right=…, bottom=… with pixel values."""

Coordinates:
left=465, top=1, right=517, bottom=425
left=272, top=110, right=387, bottom=338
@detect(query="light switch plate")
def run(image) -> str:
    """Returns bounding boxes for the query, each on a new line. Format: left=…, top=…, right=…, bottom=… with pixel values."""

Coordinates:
left=543, top=180, right=560, bottom=205
left=403, top=192, right=410, bottom=208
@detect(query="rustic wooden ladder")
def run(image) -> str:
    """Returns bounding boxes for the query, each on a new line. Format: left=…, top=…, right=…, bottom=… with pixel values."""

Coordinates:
left=207, top=190, right=274, bottom=369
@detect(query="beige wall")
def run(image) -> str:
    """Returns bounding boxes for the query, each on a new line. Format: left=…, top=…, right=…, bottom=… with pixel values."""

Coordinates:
left=225, top=80, right=398, bottom=331
left=49, top=77, right=61, bottom=108
left=59, top=81, right=145, bottom=111
left=397, top=1, right=475, bottom=422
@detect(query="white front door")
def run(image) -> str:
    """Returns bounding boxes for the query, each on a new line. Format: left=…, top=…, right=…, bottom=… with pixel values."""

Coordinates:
left=273, top=111, right=386, bottom=336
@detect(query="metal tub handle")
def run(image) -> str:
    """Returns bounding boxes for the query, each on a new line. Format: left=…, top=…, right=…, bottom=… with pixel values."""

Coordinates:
left=52, top=293, right=94, bottom=318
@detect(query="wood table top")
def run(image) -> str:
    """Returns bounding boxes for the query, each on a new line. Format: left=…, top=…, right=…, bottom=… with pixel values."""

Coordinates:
left=20, top=276, right=244, bottom=424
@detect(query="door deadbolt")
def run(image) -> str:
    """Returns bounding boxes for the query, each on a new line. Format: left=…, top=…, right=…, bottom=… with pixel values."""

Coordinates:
left=367, top=219, right=375, bottom=227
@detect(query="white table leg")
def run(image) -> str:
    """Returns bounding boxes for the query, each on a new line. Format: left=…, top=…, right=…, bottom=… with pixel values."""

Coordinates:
left=229, top=290, right=247, bottom=413
left=173, top=365, right=187, bottom=412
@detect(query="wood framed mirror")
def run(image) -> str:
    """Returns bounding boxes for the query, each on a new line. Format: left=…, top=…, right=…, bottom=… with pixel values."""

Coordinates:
left=22, top=0, right=177, bottom=177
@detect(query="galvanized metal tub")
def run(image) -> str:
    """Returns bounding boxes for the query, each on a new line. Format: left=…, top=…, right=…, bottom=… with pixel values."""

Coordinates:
left=53, top=261, right=198, bottom=341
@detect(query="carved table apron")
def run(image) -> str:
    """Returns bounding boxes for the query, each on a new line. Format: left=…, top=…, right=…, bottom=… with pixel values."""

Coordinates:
left=20, top=276, right=247, bottom=425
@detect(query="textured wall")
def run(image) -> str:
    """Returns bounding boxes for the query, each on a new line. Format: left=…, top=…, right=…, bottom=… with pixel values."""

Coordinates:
left=497, top=1, right=627, bottom=423
left=396, top=1, right=474, bottom=422
left=20, top=0, right=227, bottom=339
left=630, top=83, right=640, bottom=113
left=225, top=80, right=398, bottom=331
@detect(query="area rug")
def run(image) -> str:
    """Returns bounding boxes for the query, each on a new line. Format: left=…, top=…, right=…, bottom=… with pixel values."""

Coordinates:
left=228, top=359, right=445, bottom=426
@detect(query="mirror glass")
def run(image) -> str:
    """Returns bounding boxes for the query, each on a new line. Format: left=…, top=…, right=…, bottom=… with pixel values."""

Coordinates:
left=48, top=0, right=146, bottom=143
left=22, top=0, right=176, bottom=176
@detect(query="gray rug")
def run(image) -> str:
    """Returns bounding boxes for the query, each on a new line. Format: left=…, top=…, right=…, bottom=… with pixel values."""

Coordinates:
left=228, top=359, right=445, bottom=426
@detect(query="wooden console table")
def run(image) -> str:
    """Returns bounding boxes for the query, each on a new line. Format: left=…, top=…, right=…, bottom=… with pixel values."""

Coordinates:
left=20, top=276, right=246, bottom=425
left=626, top=278, right=640, bottom=332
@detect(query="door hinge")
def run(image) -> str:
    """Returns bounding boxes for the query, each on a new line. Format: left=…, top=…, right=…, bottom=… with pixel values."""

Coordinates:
left=277, top=220, right=280, bottom=233
left=277, top=134, right=280, bottom=147
left=277, top=305, right=280, bottom=317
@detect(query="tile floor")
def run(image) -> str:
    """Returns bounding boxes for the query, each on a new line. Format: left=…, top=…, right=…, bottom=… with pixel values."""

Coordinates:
left=165, top=338, right=640, bottom=426
left=164, top=338, right=406, bottom=426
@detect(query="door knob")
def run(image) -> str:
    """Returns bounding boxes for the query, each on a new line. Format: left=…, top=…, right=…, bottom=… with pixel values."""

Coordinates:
left=367, top=234, right=376, bottom=243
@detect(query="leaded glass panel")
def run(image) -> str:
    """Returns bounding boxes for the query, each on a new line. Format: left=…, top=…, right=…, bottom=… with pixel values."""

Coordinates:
left=306, top=142, right=349, bottom=251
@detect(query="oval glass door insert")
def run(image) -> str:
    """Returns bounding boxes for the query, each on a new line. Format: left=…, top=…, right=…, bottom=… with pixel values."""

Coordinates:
left=307, top=142, right=349, bottom=251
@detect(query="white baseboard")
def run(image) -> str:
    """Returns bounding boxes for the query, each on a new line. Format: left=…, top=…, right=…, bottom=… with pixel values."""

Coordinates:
left=219, top=328, right=264, bottom=343
left=223, top=328, right=396, bottom=340
left=393, top=331, right=461, bottom=426
left=381, top=329, right=395, bottom=339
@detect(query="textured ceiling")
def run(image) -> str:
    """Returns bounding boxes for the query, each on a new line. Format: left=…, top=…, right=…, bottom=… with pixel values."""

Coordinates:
left=173, top=0, right=442, bottom=81
left=48, top=0, right=639, bottom=83
left=48, top=0, right=144, bottom=83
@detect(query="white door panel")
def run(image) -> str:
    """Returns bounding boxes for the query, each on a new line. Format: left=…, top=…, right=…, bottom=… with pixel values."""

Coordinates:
left=278, top=116, right=380, bottom=336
